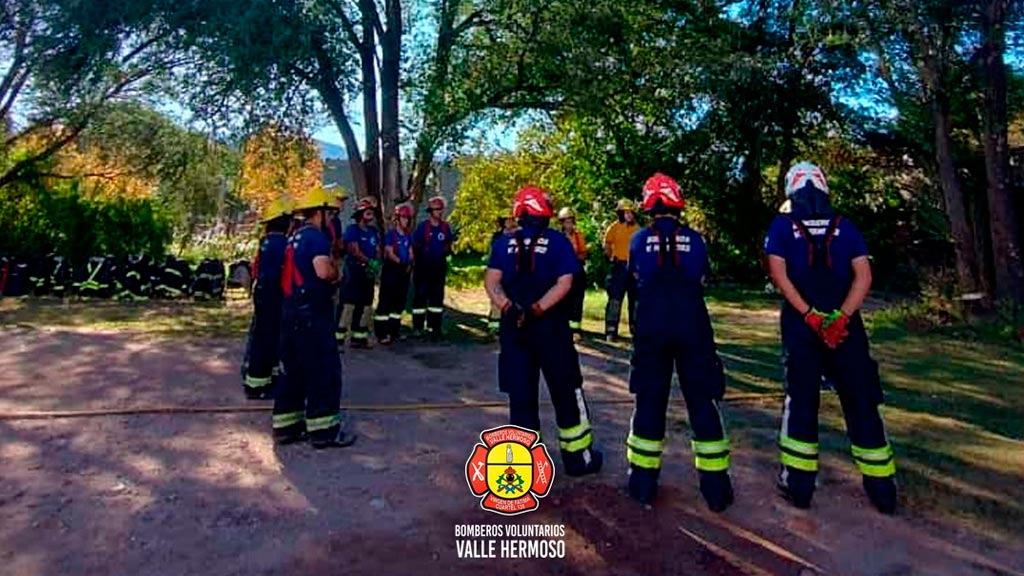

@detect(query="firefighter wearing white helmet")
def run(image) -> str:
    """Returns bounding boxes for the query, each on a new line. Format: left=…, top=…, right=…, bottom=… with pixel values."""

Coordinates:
left=241, top=196, right=294, bottom=400
left=764, top=161, right=896, bottom=513
left=273, top=186, right=357, bottom=449
left=602, top=197, right=639, bottom=341
left=558, top=206, right=588, bottom=338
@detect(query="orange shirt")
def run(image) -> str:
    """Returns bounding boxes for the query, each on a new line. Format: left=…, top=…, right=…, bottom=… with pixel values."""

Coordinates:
left=566, top=230, right=587, bottom=262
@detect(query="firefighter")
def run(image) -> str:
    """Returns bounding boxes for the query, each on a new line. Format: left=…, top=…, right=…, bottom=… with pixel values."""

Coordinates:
left=328, top=186, right=349, bottom=344
left=274, top=187, right=357, bottom=448
left=241, top=196, right=294, bottom=400
left=412, top=196, right=453, bottom=339
left=625, top=173, right=733, bottom=511
left=484, top=186, right=603, bottom=477
left=764, top=161, right=897, bottom=514
left=603, top=198, right=639, bottom=341
left=487, top=215, right=518, bottom=333
left=375, top=204, right=414, bottom=345
left=558, top=207, right=588, bottom=339
left=340, top=198, right=381, bottom=349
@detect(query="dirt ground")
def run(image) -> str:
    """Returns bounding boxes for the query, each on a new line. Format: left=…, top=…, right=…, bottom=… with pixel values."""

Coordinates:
left=1, top=312, right=1023, bottom=576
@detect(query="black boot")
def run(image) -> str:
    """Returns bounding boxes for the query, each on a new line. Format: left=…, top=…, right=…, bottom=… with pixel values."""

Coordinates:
left=562, top=447, right=603, bottom=477
left=778, top=466, right=815, bottom=509
left=310, top=429, right=358, bottom=449
left=699, top=471, right=734, bottom=512
left=863, top=476, right=897, bottom=515
left=273, top=423, right=307, bottom=445
left=628, top=466, right=659, bottom=507
left=244, top=386, right=273, bottom=400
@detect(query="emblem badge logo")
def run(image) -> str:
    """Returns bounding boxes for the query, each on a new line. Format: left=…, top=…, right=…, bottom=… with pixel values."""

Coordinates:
left=465, top=425, right=554, bottom=515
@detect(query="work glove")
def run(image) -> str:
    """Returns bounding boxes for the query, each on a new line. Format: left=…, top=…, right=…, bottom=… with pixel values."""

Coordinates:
left=502, top=300, right=527, bottom=328
left=803, top=308, right=829, bottom=334
left=820, top=310, right=850, bottom=349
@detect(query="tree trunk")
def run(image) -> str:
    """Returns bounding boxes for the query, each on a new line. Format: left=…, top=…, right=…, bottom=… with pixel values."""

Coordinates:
left=920, top=44, right=982, bottom=294
left=380, top=0, right=403, bottom=213
left=359, top=0, right=381, bottom=206
left=978, top=0, right=1023, bottom=305
left=312, top=37, right=368, bottom=199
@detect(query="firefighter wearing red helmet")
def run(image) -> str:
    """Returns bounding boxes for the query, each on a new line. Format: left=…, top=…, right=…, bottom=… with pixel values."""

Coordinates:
left=412, top=195, right=452, bottom=339
left=374, top=203, right=415, bottom=344
left=764, top=161, right=896, bottom=514
left=625, top=173, right=733, bottom=511
left=484, top=186, right=603, bottom=477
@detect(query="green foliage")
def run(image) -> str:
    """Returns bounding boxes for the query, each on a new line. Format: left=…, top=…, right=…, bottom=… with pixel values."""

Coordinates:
left=0, top=179, right=172, bottom=262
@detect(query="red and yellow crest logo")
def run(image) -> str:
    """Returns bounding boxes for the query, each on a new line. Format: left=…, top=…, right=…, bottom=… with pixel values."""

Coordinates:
left=465, top=425, right=555, bottom=516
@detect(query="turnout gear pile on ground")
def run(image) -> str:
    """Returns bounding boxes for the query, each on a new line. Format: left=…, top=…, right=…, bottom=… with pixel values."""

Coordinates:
left=74, top=256, right=115, bottom=299
left=603, top=198, right=639, bottom=340
left=273, top=194, right=356, bottom=449
left=765, top=161, right=897, bottom=514
left=227, top=260, right=252, bottom=292
left=0, top=256, right=30, bottom=297
left=116, top=254, right=154, bottom=301
left=29, top=254, right=58, bottom=296
left=412, top=196, right=452, bottom=339
left=339, top=199, right=380, bottom=348
left=191, top=259, right=226, bottom=300
left=375, top=204, right=414, bottom=344
left=625, top=173, right=733, bottom=511
left=486, top=185, right=603, bottom=478
left=155, top=256, right=192, bottom=299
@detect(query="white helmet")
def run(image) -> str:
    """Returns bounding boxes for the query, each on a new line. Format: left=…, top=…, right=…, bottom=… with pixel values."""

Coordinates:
left=784, top=161, right=828, bottom=197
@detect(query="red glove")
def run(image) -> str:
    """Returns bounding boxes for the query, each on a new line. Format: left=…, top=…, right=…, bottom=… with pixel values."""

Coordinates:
left=803, top=308, right=828, bottom=334
left=820, top=311, right=850, bottom=349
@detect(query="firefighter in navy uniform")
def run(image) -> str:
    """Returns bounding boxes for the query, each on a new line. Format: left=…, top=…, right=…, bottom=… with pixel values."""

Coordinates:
left=340, top=198, right=381, bottom=348
left=412, top=196, right=453, bottom=339
left=273, top=187, right=357, bottom=448
left=328, top=186, right=349, bottom=345
left=764, top=161, right=897, bottom=514
left=626, top=173, right=733, bottom=511
left=484, top=186, right=603, bottom=477
left=241, top=196, right=293, bottom=399
left=374, top=204, right=414, bottom=344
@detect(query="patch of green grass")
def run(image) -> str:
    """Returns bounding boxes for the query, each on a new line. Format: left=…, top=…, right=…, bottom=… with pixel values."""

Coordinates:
left=0, top=294, right=252, bottom=338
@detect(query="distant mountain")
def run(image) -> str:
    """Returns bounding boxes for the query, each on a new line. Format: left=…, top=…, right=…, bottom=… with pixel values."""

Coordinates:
left=316, top=139, right=346, bottom=160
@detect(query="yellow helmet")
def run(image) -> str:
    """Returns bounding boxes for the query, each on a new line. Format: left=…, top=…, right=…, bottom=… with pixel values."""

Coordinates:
left=615, top=198, right=636, bottom=212
left=260, top=197, right=295, bottom=223
left=557, top=207, right=575, bottom=220
left=294, top=186, right=335, bottom=211
left=325, top=182, right=349, bottom=200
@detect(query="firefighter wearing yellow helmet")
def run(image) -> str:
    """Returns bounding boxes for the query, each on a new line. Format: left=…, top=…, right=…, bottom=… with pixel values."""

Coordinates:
left=558, top=206, right=588, bottom=338
left=602, top=197, right=639, bottom=341
left=241, top=196, right=294, bottom=399
left=273, top=186, right=357, bottom=448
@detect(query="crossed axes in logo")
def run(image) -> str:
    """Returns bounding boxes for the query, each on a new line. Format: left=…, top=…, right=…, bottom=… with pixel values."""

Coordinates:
left=472, top=461, right=485, bottom=482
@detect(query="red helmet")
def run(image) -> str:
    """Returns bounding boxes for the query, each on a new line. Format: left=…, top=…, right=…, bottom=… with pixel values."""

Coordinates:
left=427, top=196, right=446, bottom=210
left=393, top=203, right=413, bottom=218
left=354, top=198, right=375, bottom=212
left=513, top=186, right=553, bottom=218
left=641, top=173, right=684, bottom=212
